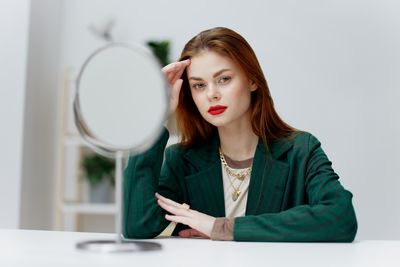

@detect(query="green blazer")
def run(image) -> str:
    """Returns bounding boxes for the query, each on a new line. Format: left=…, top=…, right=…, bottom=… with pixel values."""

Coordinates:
left=123, top=128, right=357, bottom=242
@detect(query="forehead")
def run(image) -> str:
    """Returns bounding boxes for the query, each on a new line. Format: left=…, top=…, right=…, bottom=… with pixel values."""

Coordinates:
left=187, top=51, right=239, bottom=78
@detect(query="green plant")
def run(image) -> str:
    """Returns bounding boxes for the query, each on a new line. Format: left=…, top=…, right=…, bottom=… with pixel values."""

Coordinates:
left=146, top=40, right=171, bottom=67
left=81, top=153, right=115, bottom=186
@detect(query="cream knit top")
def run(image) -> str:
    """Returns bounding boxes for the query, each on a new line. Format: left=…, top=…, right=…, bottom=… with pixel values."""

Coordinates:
left=220, top=154, right=253, bottom=219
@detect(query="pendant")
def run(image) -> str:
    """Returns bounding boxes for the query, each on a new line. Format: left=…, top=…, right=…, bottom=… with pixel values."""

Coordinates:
left=238, top=174, right=245, bottom=181
left=232, top=190, right=240, bottom=201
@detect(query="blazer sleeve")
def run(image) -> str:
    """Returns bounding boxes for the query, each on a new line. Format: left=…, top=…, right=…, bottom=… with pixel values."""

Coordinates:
left=233, top=134, right=358, bottom=242
left=123, top=128, right=184, bottom=239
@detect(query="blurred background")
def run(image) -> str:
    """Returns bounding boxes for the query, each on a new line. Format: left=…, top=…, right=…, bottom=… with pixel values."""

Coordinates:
left=1, top=0, right=399, bottom=239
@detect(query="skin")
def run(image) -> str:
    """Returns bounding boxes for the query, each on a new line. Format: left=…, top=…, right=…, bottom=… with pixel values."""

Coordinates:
left=159, top=51, right=258, bottom=238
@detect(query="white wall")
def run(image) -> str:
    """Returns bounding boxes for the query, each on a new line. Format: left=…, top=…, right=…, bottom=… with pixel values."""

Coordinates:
left=19, top=0, right=63, bottom=230
left=0, top=0, right=30, bottom=228
left=20, top=0, right=400, bottom=239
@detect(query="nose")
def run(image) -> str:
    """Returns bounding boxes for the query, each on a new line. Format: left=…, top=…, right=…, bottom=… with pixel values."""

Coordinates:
left=207, top=84, right=220, bottom=101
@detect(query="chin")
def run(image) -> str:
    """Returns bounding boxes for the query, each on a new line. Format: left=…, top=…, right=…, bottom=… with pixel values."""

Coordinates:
left=201, top=112, right=233, bottom=127
left=204, top=117, right=230, bottom=127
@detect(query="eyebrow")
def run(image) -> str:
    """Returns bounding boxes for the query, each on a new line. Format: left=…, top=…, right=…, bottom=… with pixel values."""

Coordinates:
left=189, top=69, right=231, bottom=81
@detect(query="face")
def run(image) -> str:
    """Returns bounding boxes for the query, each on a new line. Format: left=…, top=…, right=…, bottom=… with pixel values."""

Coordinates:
left=187, top=50, right=257, bottom=128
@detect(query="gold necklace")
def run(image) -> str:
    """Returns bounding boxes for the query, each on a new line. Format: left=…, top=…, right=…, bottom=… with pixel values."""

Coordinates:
left=219, top=149, right=252, bottom=201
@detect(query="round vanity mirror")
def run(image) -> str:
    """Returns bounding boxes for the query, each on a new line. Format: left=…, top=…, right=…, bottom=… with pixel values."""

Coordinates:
left=73, top=43, right=167, bottom=252
left=74, top=43, right=168, bottom=157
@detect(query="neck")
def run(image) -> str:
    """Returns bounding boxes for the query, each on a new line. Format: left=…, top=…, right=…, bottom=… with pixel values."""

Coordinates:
left=218, top=116, right=258, bottom=161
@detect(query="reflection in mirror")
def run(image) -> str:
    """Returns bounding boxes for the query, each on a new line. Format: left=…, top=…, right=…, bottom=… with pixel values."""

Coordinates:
left=74, top=43, right=167, bottom=252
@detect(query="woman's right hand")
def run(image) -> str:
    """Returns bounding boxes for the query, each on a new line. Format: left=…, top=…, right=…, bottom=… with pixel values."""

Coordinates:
left=162, top=59, right=190, bottom=114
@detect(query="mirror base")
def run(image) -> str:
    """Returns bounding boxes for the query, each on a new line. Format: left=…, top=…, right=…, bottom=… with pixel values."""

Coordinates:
left=76, top=239, right=162, bottom=253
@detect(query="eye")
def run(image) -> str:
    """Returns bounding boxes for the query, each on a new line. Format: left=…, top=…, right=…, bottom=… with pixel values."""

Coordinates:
left=192, top=83, right=206, bottom=90
left=218, top=76, right=231, bottom=84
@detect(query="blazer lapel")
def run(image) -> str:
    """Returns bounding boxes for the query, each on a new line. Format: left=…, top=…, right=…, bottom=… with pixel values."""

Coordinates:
left=246, top=139, right=292, bottom=215
left=183, top=135, right=225, bottom=217
left=183, top=133, right=293, bottom=217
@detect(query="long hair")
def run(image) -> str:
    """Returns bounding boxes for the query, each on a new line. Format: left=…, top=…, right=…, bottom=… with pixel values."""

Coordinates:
left=175, top=27, right=295, bottom=147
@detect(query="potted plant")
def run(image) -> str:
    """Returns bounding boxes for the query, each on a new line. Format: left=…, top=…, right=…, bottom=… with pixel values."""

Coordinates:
left=146, top=40, right=171, bottom=67
left=81, top=153, right=115, bottom=203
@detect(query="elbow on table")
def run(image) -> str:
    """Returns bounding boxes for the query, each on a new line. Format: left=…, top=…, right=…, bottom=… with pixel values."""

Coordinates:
left=326, top=190, right=358, bottom=242
left=331, top=208, right=358, bottom=242
left=340, top=216, right=358, bottom=242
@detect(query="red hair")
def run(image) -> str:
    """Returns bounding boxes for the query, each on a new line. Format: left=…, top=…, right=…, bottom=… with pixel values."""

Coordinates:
left=175, top=27, right=295, bottom=147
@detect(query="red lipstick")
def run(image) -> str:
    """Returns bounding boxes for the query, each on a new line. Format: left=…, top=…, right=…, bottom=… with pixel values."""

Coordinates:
left=208, top=105, right=227, bottom=115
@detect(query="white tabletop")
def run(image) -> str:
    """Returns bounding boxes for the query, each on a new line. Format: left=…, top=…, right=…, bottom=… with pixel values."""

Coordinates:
left=1, top=229, right=399, bottom=267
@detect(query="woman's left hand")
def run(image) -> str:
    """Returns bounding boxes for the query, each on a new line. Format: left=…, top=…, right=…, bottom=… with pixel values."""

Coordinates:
left=155, top=193, right=216, bottom=238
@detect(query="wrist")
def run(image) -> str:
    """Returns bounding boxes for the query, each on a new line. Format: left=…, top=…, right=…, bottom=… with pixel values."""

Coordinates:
left=210, top=217, right=234, bottom=241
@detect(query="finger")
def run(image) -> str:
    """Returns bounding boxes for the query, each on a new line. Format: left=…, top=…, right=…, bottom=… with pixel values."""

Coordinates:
left=178, top=229, right=193, bottom=238
left=155, top=193, right=183, bottom=209
left=165, top=214, right=190, bottom=226
left=157, top=199, right=189, bottom=217
left=169, top=66, right=187, bottom=84
left=166, top=71, right=175, bottom=84
left=171, top=79, right=183, bottom=98
left=161, top=59, right=190, bottom=76
left=164, top=60, right=190, bottom=87
left=179, top=229, right=201, bottom=238
left=171, top=59, right=190, bottom=80
left=157, top=198, right=192, bottom=217
left=161, top=62, right=177, bottom=74
left=168, top=78, right=183, bottom=114
left=179, top=229, right=208, bottom=239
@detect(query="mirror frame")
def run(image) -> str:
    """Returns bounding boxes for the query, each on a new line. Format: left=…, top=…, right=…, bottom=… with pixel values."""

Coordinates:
left=73, top=42, right=169, bottom=158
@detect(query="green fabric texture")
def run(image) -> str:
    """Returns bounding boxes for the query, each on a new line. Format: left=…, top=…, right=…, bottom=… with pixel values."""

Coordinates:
left=123, top=128, right=357, bottom=242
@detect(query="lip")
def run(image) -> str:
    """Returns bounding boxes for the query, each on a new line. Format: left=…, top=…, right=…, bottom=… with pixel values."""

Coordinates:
left=208, top=105, right=227, bottom=115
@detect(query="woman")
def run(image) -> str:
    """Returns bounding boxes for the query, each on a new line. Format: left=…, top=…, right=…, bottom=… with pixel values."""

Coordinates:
left=123, top=27, right=357, bottom=241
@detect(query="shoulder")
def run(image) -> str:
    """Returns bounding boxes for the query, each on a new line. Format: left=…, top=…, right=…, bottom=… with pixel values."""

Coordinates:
left=165, top=142, right=187, bottom=156
left=164, top=142, right=195, bottom=161
left=269, top=131, right=321, bottom=158
left=290, top=131, right=321, bottom=148
left=164, top=138, right=218, bottom=170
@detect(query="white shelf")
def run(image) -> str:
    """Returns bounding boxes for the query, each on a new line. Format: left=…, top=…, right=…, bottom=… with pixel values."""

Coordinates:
left=62, top=203, right=116, bottom=215
left=56, top=68, right=116, bottom=232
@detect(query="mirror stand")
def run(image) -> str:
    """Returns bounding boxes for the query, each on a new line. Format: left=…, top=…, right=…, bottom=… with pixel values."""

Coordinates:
left=73, top=43, right=167, bottom=253
left=76, top=151, right=162, bottom=252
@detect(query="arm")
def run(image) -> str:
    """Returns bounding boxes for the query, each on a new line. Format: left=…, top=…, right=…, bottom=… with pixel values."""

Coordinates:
left=233, top=134, right=358, bottom=242
left=123, top=128, right=184, bottom=239
left=123, top=60, right=191, bottom=239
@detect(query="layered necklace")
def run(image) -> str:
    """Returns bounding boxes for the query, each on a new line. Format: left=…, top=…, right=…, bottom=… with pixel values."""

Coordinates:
left=219, top=149, right=252, bottom=201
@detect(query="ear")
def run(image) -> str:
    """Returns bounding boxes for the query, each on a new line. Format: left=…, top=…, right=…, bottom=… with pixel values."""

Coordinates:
left=249, top=80, right=258, bottom=92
